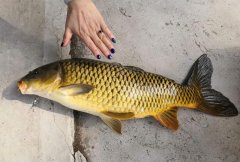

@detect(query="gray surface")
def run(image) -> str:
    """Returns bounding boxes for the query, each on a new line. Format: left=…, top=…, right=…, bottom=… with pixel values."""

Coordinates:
left=0, top=0, right=74, bottom=162
left=0, top=0, right=240, bottom=162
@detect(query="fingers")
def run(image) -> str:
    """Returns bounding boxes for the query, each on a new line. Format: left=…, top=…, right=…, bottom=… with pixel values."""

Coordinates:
left=61, top=28, right=73, bottom=47
left=101, top=21, right=115, bottom=43
left=91, top=34, right=112, bottom=59
left=100, top=32, right=115, bottom=54
left=82, top=36, right=101, bottom=59
left=62, top=20, right=116, bottom=59
left=64, top=0, right=116, bottom=59
left=61, top=27, right=114, bottom=60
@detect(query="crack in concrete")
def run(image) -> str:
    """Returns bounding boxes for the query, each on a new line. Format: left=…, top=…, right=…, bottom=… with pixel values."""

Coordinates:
left=70, top=34, right=90, bottom=162
left=119, top=7, right=132, bottom=18
left=194, top=39, right=209, bottom=53
left=73, top=111, right=89, bottom=162
left=51, top=102, right=74, bottom=160
left=69, top=35, right=90, bottom=58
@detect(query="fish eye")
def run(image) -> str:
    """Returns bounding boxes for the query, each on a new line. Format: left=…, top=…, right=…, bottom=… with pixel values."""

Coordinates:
left=34, top=71, right=38, bottom=75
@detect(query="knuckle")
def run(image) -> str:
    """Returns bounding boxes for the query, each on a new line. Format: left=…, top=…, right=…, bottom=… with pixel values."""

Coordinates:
left=103, top=38, right=111, bottom=47
left=79, top=28, right=88, bottom=36
left=103, top=47, right=109, bottom=54
left=104, top=41, right=111, bottom=48
left=79, top=33, right=88, bottom=40
left=96, top=39, right=103, bottom=46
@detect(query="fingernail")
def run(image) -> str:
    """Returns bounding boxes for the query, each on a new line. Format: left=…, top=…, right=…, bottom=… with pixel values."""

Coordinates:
left=110, top=48, right=115, bottom=54
left=97, top=55, right=101, bottom=59
left=108, top=54, right=112, bottom=60
left=61, top=42, right=64, bottom=47
left=111, top=38, right=116, bottom=43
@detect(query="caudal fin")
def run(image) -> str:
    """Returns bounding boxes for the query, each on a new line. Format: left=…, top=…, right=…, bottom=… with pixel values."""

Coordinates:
left=185, top=54, right=238, bottom=116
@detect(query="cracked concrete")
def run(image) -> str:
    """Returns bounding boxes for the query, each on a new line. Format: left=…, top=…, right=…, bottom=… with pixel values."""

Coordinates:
left=0, top=0, right=74, bottom=161
left=72, top=111, right=88, bottom=162
left=0, top=0, right=240, bottom=162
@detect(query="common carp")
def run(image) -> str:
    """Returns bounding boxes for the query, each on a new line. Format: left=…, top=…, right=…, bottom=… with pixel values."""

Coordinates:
left=18, top=54, right=238, bottom=133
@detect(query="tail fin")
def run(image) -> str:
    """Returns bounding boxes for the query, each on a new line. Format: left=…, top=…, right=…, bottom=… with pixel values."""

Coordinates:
left=184, top=54, right=238, bottom=116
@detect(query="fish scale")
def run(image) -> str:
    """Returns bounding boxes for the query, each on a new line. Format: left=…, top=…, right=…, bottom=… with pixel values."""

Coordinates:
left=19, top=55, right=238, bottom=133
left=60, top=58, right=199, bottom=116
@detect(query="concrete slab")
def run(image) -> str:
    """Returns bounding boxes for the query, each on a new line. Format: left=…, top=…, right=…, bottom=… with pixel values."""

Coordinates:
left=72, top=0, right=240, bottom=162
left=0, top=0, right=239, bottom=162
left=0, top=0, right=74, bottom=161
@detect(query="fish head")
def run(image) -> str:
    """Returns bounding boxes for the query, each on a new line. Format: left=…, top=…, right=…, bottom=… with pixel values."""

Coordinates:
left=18, top=63, right=62, bottom=95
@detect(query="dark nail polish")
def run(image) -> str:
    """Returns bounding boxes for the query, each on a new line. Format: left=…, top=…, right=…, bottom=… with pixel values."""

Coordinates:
left=110, top=48, right=115, bottom=54
left=97, top=55, right=101, bottom=59
left=61, top=42, right=64, bottom=47
left=108, top=54, right=112, bottom=60
left=111, top=38, right=116, bottom=43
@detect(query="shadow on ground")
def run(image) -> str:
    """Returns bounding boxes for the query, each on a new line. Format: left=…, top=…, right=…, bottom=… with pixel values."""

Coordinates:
left=0, top=17, right=71, bottom=116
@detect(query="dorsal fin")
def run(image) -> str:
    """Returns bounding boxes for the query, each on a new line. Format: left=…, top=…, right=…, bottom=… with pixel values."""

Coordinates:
left=124, top=66, right=144, bottom=72
left=112, top=62, right=122, bottom=66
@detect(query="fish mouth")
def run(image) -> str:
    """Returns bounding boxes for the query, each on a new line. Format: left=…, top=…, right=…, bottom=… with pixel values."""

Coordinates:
left=18, top=80, right=27, bottom=94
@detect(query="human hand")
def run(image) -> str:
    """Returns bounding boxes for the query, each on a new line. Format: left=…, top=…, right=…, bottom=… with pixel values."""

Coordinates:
left=61, top=0, right=116, bottom=59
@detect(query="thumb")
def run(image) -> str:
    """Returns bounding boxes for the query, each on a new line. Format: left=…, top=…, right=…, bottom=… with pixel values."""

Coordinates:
left=61, top=28, right=73, bottom=47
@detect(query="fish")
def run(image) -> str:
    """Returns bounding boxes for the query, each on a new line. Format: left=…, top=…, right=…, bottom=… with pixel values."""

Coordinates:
left=18, top=54, right=238, bottom=134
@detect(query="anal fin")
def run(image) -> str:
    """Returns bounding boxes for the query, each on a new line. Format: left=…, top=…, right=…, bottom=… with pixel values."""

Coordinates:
left=100, top=116, right=122, bottom=134
left=154, top=108, right=179, bottom=130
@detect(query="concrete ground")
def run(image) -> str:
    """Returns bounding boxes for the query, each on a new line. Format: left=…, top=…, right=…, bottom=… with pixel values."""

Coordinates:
left=0, top=0, right=239, bottom=162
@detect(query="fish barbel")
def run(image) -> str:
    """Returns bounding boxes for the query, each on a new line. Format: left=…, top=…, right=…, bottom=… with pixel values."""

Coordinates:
left=18, top=54, right=238, bottom=133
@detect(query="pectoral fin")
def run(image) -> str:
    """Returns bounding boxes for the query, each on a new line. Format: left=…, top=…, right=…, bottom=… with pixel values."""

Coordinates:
left=59, top=84, right=93, bottom=96
left=100, top=116, right=122, bottom=134
left=154, top=108, right=179, bottom=130
left=101, top=111, right=134, bottom=120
